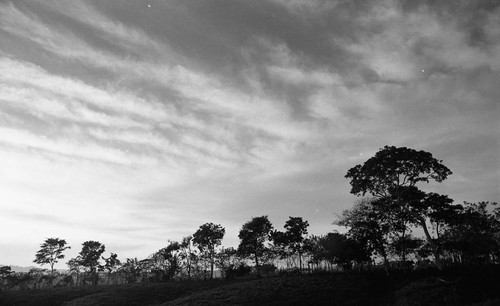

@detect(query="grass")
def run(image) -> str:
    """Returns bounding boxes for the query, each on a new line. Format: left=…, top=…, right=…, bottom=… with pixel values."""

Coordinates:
left=1, top=267, right=499, bottom=305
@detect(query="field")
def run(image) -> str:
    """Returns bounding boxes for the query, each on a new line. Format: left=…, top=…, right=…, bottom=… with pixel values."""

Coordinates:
left=1, top=268, right=499, bottom=306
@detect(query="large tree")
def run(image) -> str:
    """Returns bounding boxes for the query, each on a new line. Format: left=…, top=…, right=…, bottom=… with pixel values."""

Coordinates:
left=238, top=216, right=273, bottom=270
left=33, top=238, right=70, bottom=276
left=345, top=146, right=454, bottom=270
left=193, top=223, right=225, bottom=279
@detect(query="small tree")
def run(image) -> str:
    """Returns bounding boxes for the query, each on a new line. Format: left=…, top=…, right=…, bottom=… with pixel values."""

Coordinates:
left=284, top=217, right=309, bottom=271
left=215, top=247, right=241, bottom=279
left=152, top=241, right=182, bottom=281
left=0, top=266, right=13, bottom=289
left=33, top=238, right=70, bottom=277
left=67, top=257, right=83, bottom=286
left=336, top=198, right=392, bottom=274
left=193, top=223, right=225, bottom=279
left=178, top=236, right=196, bottom=279
left=102, top=253, right=121, bottom=285
left=318, top=232, right=370, bottom=271
left=120, top=258, right=142, bottom=284
left=441, top=201, right=500, bottom=265
left=78, top=241, right=105, bottom=285
left=238, top=216, right=273, bottom=271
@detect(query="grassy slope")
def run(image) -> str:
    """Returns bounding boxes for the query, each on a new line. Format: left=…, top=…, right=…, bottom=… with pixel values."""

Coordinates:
left=1, top=268, right=499, bottom=306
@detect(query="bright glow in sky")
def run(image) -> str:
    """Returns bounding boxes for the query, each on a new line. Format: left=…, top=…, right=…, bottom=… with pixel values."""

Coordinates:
left=0, top=0, right=499, bottom=268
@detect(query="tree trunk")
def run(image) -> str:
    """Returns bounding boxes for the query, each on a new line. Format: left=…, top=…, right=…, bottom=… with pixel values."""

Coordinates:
left=420, top=219, right=443, bottom=270
left=298, top=251, right=302, bottom=272
left=210, top=248, right=214, bottom=280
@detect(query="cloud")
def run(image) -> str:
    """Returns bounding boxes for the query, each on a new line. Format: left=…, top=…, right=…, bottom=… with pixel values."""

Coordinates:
left=0, top=0, right=498, bottom=268
left=340, top=0, right=500, bottom=83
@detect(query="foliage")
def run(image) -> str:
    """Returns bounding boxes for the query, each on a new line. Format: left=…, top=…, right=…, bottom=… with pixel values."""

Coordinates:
left=313, top=232, right=370, bottom=270
left=271, top=216, right=310, bottom=271
left=76, top=241, right=105, bottom=285
left=441, top=201, right=500, bottom=264
left=102, top=253, right=121, bottom=285
left=238, top=216, right=273, bottom=269
left=33, top=238, right=70, bottom=275
left=345, top=145, right=452, bottom=197
left=345, top=146, right=455, bottom=270
left=193, top=223, right=225, bottom=279
left=336, top=198, right=391, bottom=268
left=0, top=266, right=13, bottom=289
left=119, top=258, right=142, bottom=284
left=178, top=236, right=197, bottom=280
left=150, top=240, right=183, bottom=281
left=215, top=247, right=242, bottom=279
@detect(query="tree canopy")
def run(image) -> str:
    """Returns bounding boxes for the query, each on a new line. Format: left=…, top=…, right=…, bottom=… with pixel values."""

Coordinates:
left=345, top=145, right=452, bottom=198
left=238, top=216, right=273, bottom=269
left=345, top=146, right=456, bottom=270
left=33, top=238, right=70, bottom=275
left=193, top=223, right=225, bottom=279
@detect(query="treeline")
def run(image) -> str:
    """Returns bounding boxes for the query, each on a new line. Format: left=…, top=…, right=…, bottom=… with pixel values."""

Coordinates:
left=1, top=146, right=499, bottom=291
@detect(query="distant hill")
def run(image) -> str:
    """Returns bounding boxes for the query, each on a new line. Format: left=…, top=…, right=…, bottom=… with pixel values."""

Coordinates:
left=0, top=264, right=66, bottom=273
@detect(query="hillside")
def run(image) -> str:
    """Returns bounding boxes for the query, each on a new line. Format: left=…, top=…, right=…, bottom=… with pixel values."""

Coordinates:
left=1, top=269, right=499, bottom=306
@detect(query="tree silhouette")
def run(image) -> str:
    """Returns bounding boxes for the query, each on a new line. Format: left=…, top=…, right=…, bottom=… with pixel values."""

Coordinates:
left=77, top=241, right=105, bottom=285
left=0, top=266, right=13, bottom=289
left=193, top=223, right=225, bottom=279
left=238, top=216, right=273, bottom=271
left=179, top=236, right=195, bottom=280
left=120, top=258, right=141, bottom=284
left=102, top=253, right=121, bottom=285
left=317, top=232, right=370, bottom=271
left=345, top=146, right=454, bottom=270
left=33, top=238, right=70, bottom=279
left=67, top=257, right=84, bottom=286
left=151, top=240, right=183, bottom=281
left=337, top=198, right=392, bottom=274
left=271, top=217, right=310, bottom=271
left=441, top=201, right=500, bottom=265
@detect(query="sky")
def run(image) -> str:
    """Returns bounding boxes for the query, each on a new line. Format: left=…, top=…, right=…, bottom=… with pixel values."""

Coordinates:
left=0, top=0, right=499, bottom=268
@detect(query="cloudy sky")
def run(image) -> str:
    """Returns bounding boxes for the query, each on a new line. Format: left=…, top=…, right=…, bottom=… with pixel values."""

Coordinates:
left=0, top=0, right=499, bottom=268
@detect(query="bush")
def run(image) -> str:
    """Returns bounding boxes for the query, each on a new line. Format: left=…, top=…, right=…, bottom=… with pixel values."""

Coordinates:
left=225, top=264, right=252, bottom=279
left=254, top=264, right=277, bottom=277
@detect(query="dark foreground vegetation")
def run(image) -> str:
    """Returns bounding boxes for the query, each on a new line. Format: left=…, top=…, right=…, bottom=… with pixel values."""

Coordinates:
left=1, top=267, right=500, bottom=306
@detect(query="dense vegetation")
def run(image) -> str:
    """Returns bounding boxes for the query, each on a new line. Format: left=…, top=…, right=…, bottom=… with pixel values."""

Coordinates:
left=1, top=146, right=498, bottom=305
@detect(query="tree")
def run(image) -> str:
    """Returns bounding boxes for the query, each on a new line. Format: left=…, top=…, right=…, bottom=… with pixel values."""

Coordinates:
left=345, top=146, right=454, bottom=270
left=193, top=223, right=225, bottom=279
left=78, top=240, right=105, bottom=285
left=178, top=236, right=196, bottom=279
left=67, top=257, right=84, bottom=286
left=317, top=232, right=370, bottom=271
left=215, top=247, right=241, bottom=279
left=102, top=253, right=121, bottom=285
left=238, top=216, right=273, bottom=271
left=271, top=217, right=310, bottom=271
left=120, top=258, right=142, bottom=284
left=441, top=201, right=500, bottom=265
left=151, top=240, right=183, bottom=281
left=33, top=238, right=70, bottom=277
left=284, top=217, right=309, bottom=271
left=336, top=198, right=392, bottom=274
left=0, top=266, right=12, bottom=289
